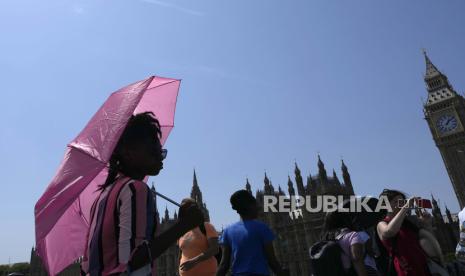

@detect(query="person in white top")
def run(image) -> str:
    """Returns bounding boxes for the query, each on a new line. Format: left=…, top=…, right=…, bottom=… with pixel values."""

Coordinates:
left=456, top=207, right=465, bottom=262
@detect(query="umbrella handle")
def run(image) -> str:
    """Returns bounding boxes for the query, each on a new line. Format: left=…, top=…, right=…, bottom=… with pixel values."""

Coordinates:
left=154, top=191, right=206, bottom=236
left=154, top=191, right=181, bottom=207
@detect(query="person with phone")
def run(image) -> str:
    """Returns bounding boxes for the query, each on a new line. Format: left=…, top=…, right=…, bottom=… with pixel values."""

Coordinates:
left=376, top=189, right=431, bottom=276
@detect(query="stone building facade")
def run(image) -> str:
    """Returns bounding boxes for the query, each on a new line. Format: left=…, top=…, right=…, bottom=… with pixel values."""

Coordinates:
left=248, top=156, right=460, bottom=275
left=423, top=51, right=465, bottom=209
left=251, top=156, right=355, bottom=275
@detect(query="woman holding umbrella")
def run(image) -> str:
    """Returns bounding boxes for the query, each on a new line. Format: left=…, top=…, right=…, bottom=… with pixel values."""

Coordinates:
left=81, top=112, right=204, bottom=276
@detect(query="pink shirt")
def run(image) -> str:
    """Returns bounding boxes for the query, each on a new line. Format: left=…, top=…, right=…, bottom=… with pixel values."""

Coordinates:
left=338, top=230, right=377, bottom=270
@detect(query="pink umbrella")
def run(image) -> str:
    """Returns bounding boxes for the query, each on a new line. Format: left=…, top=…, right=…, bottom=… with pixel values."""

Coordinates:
left=34, top=76, right=180, bottom=276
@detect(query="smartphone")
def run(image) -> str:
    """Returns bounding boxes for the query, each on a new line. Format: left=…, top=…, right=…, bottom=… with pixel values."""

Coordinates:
left=416, top=198, right=432, bottom=209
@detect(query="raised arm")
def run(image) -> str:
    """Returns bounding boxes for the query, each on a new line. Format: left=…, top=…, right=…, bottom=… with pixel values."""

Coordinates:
left=377, top=197, right=414, bottom=240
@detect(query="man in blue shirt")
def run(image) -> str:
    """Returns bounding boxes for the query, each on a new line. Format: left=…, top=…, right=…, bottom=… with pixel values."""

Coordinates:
left=216, top=190, right=289, bottom=276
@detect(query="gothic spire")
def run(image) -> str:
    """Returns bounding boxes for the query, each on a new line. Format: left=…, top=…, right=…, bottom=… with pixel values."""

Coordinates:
left=294, top=162, right=301, bottom=175
left=193, top=169, right=198, bottom=187
left=288, top=175, right=295, bottom=196
left=164, top=206, right=169, bottom=222
left=341, top=159, right=354, bottom=194
left=278, top=185, right=284, bottom=195
left=332, top=169, right=341, bottom=185
left=318, top=155, right=328, bottom=182
left=269, top=180, right=275, bottom=193
left=191, top=169, right=203, bottom=204
left=423, top=50, right=443, bottom=80
left=445, top=205, right=453, bottom=223
left=341, top=159, right=348, bottom=171
left=245, top=178, right=252, bottom=194
left=430, top=194, right=444, bottom=223
left=306, top=175, right=314, bottom=194
left=294, top=162, right=306, bottom=196
left=264, top=172, right=270, bottom=185
left=264, top=173, right=272, bottom=194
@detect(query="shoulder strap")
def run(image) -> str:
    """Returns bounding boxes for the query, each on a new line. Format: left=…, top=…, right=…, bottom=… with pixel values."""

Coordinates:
left=335, top=228, right=350, bottom=240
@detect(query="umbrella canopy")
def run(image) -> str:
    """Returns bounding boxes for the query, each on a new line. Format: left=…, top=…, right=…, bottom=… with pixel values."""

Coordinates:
left=34, top=76, right=180, bottom=275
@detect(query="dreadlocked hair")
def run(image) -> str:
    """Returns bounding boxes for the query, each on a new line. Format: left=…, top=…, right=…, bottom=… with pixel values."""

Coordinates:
left=100, top=112, right=162, bottom=189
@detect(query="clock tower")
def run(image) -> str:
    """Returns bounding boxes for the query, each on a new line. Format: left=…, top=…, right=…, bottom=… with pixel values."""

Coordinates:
left=423, top=51, right=465, bottom=208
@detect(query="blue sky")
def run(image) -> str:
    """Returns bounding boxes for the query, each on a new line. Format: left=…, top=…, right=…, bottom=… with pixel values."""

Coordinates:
left=1, top=0, right=465, bottom=264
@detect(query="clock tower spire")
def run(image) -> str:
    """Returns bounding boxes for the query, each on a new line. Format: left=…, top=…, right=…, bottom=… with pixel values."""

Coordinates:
left=423, top=51, right=465, bottom=208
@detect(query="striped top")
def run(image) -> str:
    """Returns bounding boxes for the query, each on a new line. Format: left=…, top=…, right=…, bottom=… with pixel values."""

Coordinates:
left=82, top=176, right=157, bottom=276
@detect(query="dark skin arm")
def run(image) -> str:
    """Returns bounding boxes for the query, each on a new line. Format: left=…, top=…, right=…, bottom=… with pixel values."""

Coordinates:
left=129, top=203, right=204, bottom=269
left=150, top=222, right=193, bottom=258
left=264, top=242, right=289, bottom=276
left=216, top=245, right=231, bottom=276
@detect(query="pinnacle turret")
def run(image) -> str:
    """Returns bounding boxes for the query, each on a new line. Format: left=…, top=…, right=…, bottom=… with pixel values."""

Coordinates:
left=288, top=175, right=295, bottom=196
left=294, top=162, right=306, bottom=196
left=445, top=205, right=453, bottom=223
left=191, top=169, right=203, bottom=204
left=341, top=159, right=354, bottom=194
left=246, top=178, right=252, bottom=194
left=318, top=155, right=328, bottom=183
left=332, top=169, right=341, bottom=185
left=164, top=206, right=169, bottom=222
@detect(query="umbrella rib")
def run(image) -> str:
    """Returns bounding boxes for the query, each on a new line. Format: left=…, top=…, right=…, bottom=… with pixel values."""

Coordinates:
left=111, top=78, right=180, bottom=96
left=67, top=144, right=109, bottom=166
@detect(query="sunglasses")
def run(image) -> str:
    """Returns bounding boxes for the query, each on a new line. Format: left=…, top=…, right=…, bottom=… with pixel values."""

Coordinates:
left=161, top=149, right=168, bottom=160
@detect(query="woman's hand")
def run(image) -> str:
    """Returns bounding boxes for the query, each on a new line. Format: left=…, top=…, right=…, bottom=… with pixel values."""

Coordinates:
left=416, top=208, right=433, bottom=231
left=402, top=197, right=417, bottom=209
left=179, top=258, right=200, bottom=271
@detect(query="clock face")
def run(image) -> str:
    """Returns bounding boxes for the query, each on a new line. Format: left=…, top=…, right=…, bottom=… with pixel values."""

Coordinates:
left=436, top=114, right=458, bottom=134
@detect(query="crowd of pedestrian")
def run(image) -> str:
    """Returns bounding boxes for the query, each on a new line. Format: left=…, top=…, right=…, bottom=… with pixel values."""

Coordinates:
left=80, top=112, right=464, bottom=276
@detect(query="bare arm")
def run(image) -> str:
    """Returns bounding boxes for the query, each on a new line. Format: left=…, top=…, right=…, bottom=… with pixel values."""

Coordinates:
left=216, top=245, right=231, bottom=276
left=377, top=198, right=414, bottom=240
left=195, top=237, right=219, bottom=262
left=350, top=243, right=367, bottom=276
left=128, top=204, right=203, bottom=270
left=151, top=222, right=194, bottom=258
left=179, top=237, right=219, bottom=271
left=264, top=242, right=288, bottom=276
